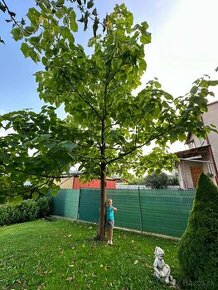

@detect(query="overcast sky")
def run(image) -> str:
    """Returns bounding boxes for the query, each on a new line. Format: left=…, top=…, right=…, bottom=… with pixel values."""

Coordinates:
left=0, top=0, right=218, bottom=151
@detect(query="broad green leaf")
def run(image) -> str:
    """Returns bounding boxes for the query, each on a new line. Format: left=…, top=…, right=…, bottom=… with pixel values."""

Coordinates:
left=32, top=192, right=39, bottom=200
left=140, top=34, right=151, bottom=44
left=87, top=0, right=94, bottom=9
left=69, top=10, right=78, bottom=32
left=27, top=8, right=41, bottom=26
left=11, top=27, right=23, bottom=41
left=29, top=50, right=40, bottom=63
left=21, top=43, right=31, bottom=58
left=56, top=0, right=65, bottom=6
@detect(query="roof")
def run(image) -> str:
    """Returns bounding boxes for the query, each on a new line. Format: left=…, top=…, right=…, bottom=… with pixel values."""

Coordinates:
left=175, top=145, right=210, bottom=159
left=208, top=100, right=218, bottom=107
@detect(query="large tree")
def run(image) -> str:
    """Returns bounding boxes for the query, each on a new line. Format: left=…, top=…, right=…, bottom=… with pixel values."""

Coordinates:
left=0, top=0, right=217, bottom=239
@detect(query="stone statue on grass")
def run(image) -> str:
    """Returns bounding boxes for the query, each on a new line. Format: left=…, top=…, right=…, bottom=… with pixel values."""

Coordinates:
left=153, top=246, right=176, bottom=286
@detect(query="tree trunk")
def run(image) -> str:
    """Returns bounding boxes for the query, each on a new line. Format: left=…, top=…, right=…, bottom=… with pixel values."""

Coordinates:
left=97, top=162, right=106, bottom=240
left=97, top=96, right=107, bottom=241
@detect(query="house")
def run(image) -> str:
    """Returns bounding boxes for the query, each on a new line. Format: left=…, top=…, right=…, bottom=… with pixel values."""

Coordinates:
left=175, top=100, right=218, bottom=189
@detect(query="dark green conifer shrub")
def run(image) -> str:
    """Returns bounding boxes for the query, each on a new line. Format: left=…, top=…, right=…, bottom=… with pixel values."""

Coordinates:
left=177, top=173, right=218, bottom=289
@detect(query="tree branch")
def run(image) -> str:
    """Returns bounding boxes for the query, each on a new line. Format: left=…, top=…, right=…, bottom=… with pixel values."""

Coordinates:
left=14, top=168, right=68, bottom=179
left=105, top=124, right=177, bottom=165
left=61, top=72, right=102, bottom=121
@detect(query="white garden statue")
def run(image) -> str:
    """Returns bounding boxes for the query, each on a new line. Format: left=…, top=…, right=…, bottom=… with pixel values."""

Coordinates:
left=153, top=246, right=176, bottom=286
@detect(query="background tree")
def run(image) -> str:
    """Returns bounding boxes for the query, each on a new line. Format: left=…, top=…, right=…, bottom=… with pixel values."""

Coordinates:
left=177, top=173, right=218, bottom=289
left=128, top=172, right=179, bottom=187
left=0, top=1, right=218, bottom=239
left=167, top=173, right=179, bottom=187
left=144, top=172, right=168, bottom=189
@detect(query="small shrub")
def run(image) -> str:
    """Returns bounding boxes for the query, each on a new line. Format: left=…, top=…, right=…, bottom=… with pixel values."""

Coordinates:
left=0, top=197, right=52, bottom=226
left=36, top=196, right=52, bottom=217
left=177, top=173, right=218, bottom=289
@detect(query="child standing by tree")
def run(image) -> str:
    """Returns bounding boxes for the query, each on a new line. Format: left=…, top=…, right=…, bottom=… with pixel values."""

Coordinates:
left=105, top=198, right=117, bottom=245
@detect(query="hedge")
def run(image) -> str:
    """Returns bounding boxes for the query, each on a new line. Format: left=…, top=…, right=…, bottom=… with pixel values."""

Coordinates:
left=0, top=197, right=52, bottom=226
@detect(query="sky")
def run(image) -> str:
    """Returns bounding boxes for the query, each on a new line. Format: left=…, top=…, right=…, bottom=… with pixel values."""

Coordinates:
left=0, top=0, right=218, bottom=152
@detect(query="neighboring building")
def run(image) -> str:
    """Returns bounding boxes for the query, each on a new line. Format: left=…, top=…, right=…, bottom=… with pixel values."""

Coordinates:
left=73, top=177, right=116, bottom=189
left=58, top=176, right=119, bottom=189
left=175, top=101, right=218, bottom=189
left=58, top=176, right=131, bottom=189
left=59, top=176, right=74, bottom=189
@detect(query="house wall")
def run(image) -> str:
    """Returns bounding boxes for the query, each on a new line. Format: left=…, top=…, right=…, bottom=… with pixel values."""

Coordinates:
left=59, top=177, right=74, bottom=189
left=202, top=101, right=218, bottom=171
left=58, top=177, right=117, bottom=189
left=73, top=177, right=116, bottom=189
left=188, top=101, right=218, bottom=151
left=178, top=154, right=216, bottom=189
left=184, top=101, right=218, bottom=186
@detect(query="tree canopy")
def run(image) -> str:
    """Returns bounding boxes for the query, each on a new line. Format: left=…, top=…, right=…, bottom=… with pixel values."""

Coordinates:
left=0, top=0, right=218, bottom=238
left=0, top=0, right=99, bottom=43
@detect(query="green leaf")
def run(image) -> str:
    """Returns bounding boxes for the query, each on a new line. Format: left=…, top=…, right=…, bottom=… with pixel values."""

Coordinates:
left=69, top=10, right=78, bottom=32
left=59, top=141, right=76, bottom=151
left=27, top=8, right=41, bottom=26
left=11, top=27, right=23, bottom=41
left=56, top=0, right=65, bottom=6
left=29, top=35, right=41, bottom=45
left=20, top=43, right=31, bottom=58
left=50, top=188, right=59, bottom=196
left=143, top=102, right=155, bottom=114
left=10, top=195, right=23, bottom=205
left=29, top=50, right=40, bottom=63
left=208, top=80, right=218, bottom=86
left=190, top=86, right=198, bottom=94
left=32, top=192, right=39, bottom=200
left=140, top=33, right=151, bottom=44
left=87, top=0, right=94, bottom=9
left=24, top=26, right=36, bottom=35
left=42, top=56, right=49, bottom=66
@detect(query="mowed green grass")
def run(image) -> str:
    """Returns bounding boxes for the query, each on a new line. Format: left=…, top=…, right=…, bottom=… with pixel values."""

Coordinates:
left=0, top=219, right=181, bottom=290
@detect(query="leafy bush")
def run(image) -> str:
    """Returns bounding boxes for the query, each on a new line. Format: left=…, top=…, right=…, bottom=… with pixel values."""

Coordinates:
left=177, top=173, right=218, bottom=289
left=0, top=197, right=52, bottom=226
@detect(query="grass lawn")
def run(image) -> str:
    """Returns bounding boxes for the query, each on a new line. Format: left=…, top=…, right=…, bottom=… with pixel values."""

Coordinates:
left=0, top=219, right=181, bottom=290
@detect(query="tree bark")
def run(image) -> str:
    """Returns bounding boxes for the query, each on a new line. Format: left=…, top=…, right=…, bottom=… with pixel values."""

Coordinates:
left=98, top=162, right=106, bottom=240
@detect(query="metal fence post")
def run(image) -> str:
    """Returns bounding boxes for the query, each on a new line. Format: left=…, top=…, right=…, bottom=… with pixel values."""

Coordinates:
left=138, top=187, right=144, bottom=233
left=77, top=188, right=82, bottom=220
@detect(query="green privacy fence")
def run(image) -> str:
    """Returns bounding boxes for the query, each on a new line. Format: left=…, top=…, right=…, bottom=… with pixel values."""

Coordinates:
left=52, top=188, right=195, bottom=237
left=52, top=189, right=80, bottom=219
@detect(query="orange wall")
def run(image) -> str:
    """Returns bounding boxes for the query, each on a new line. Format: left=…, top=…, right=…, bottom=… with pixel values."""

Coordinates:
left=73, top=177, right=116, bottom=189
